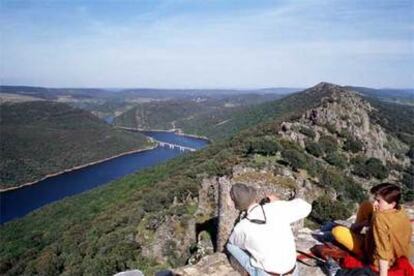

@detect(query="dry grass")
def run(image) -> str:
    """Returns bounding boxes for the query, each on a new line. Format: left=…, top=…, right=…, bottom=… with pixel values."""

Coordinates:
left=233, top=170, right=296, bottom=189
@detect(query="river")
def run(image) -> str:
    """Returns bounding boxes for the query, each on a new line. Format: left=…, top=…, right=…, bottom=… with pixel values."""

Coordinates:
left=0, top=131, right=208, bottom=224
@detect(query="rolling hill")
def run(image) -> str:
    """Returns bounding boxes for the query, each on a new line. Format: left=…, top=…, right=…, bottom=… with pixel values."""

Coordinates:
left=0, top=101, right=152, bottom=189
left=113, top=93, right=287, bottom=133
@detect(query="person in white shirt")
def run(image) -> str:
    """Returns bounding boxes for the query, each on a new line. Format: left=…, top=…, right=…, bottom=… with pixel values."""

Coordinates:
left=226, top=183, right=312, bottom=276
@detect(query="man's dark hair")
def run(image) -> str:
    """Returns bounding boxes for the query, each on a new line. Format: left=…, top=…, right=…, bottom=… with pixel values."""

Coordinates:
left=230, top=183, right=257, bottom=211
left=371, top=183, right=401, bottom=209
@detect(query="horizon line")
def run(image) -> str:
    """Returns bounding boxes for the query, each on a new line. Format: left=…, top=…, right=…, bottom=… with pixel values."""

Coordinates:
left=1, top=83, right=413, bottom=91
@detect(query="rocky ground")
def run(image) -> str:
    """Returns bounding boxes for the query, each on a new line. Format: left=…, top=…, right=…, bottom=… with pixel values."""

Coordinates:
left=171, top=227, right=326, bottom=276
left=171, top=203, right=414, bottom=276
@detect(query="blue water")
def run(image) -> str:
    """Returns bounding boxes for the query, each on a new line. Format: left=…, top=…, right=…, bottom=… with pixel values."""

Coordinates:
left=0, top=132, right=208, bottom=224
left=104, top=115, right=114, bottom=124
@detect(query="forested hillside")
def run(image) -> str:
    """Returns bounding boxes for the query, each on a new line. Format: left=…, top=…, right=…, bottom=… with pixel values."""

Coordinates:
left=348, top=86, right=414, bottom=105
left=114, top=85, right=331, bottom=141
left=113, top=94, right=285, bottom=132
left=176, top=83, right=336, bottom=140
left=114, top=100, right=214, bottom=130
left=366, top=98, right=414, bottom=148
left=1, top=86, right=292, bottom=123
left=1, top=83, right=413, bottom=275
left=0, top=101, right=152, bottom=189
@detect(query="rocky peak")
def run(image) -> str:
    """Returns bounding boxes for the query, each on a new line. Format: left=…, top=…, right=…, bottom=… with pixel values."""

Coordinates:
left=279, top=84, right=408, bottom=168
left=311, top=81, right=342, bottom=91
left=302, top=82, right=346, bottom=98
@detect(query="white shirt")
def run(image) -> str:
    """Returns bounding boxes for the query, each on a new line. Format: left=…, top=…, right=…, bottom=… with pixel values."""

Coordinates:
left=228, top=199, right=312, bottom=274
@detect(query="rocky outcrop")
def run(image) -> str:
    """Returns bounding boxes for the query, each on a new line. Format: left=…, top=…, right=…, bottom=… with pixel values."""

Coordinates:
left=137, top=214, right=196, bottom=265
left=172, top=253, right=240, bottom=276
left=277, top=84, right=410, bottom=189
left=281, top=86, right=404, bottom=164
left=197, top=177, right=220, bottom=219
left=216, top=177, right=239, bottom=252
left=304, top=88, right=393, bottom=161
left=170, top=227, right=328, bottom=276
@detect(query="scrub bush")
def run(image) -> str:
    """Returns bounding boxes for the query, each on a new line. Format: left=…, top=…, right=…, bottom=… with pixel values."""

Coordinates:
left=324, top=152, right=347, bottom=169
left=319, top=135, right=338, bottom=154
left=310, top=195, right=352, bottom=224
left=305, top=141, right=323, bottom=158
left=299, top=127, right=316, bottom=139
left=281, top=149, right=307, bottom=170
left=245, top=136, right=281, bottom=156
left=343, top=137, right=364, bottom=153
left=352, top=157, right=389, bottom=180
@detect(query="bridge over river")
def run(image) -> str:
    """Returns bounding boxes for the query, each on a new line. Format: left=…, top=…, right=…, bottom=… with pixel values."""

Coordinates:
left=157, top=141, right=196, bottom=152
left=117, top=127, right=199, bottom=152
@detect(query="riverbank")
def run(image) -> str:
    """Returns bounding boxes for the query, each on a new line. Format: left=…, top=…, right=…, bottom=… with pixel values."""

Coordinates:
left=116, top=126, right=210, bottom=142
left=0, top=143, right=158, bottom=193
left=1, top=131, right=209, bottom=224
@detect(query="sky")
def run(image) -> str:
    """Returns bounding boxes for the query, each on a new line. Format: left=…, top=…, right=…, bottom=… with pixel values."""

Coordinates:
left=0, top=0, right=413, bottom=88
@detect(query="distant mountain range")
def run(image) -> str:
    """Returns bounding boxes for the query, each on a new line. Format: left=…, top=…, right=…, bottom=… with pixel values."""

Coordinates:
left=347, top=86, right=414, bottom=99
left=2, top=84, right=412, bottom=98
left=0, top=85, right=300, bottom=102
left=2, top=84, right=412, bottom=109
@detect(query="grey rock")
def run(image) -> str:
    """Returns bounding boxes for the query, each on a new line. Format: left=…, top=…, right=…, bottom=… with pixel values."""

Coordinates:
left=114, top=270, right=144, bottom=276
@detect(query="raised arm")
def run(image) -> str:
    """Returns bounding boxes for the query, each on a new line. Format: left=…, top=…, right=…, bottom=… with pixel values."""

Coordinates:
left=282, top=198, right=312, bottom=224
